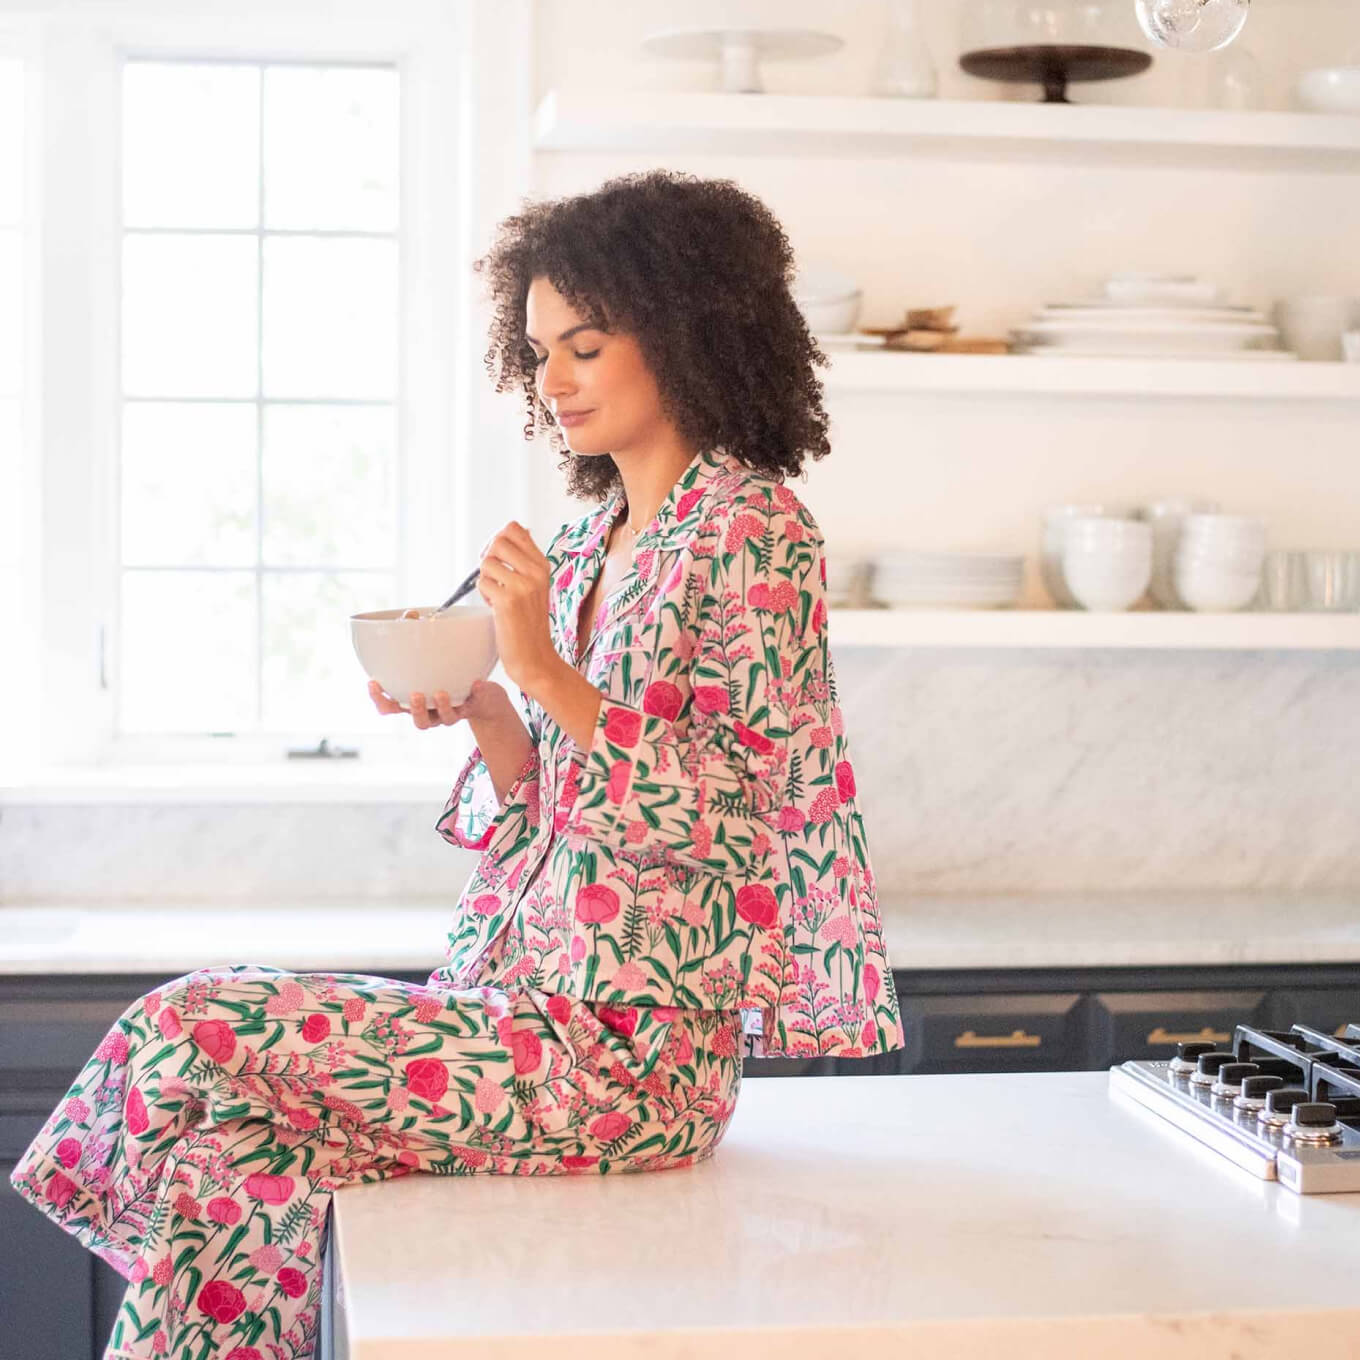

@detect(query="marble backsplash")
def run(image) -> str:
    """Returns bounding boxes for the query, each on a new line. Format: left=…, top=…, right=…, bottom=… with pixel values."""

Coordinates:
left=3, top=646, right=1359, bottom=902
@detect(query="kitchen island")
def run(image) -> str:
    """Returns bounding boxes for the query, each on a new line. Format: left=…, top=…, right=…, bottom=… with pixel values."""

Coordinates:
left=325, top=1069, right=1360, bottom=1360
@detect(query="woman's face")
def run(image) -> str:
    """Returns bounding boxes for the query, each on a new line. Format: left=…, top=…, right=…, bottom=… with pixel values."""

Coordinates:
left=524, top=275, right=668, bottom=459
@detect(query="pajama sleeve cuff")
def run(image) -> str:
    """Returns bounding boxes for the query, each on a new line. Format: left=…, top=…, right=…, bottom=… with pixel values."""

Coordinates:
left=436, top=745, right=540, bottom=850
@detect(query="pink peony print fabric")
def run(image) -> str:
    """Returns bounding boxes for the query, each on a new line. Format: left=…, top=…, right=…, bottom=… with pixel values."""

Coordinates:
left=9, top=964, right=741, bottom=1359
left=434, top=449, right=906, bottom=1060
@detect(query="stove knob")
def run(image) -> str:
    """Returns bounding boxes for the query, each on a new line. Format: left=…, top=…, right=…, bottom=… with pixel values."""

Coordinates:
left=1176, top=1041, right=1218, bottom=1062
left=1210, top=1061, right=1259, bottom=1097
left=1264, top=1087, right=1309, bottom=1115
left=1257, top=1085, right=1310, bottom=1130
left=1240, top=1075, right=1285, bottom=1100
left=1291, top=1102, right=1338, bottom=1128
left=1189, top=1050, right=1236, bottom=1085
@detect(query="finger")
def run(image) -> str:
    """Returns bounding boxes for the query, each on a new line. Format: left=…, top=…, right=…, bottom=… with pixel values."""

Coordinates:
left=409, top=691, right=434, bottom=729
left=482, top=535, right=538, bottom=578
left=369, top=679, right=402, bottom=714
left=431, top=690, right=460, bottom=725
left=502, top=523, right=550, bottom=570
left=477, top=557, right=514, bottom=591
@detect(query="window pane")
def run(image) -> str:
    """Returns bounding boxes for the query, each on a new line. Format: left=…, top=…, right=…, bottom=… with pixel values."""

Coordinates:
left=261, top=236, right=396, bottom=400
left=119, top=570, right=257, bottom=733
left=0, top=59, right=22, bottom=226
left=262, top=404, right=396, bottom=568
left=123, top=62, right=259, bottom=229
left=260, top=569, right=393, bottom=732
left=263, top=65, right=398, bottom=232
left=121, top=402, right=257, bottom=567
left=122, top=234, right=258, bottom=397
left=0, top=227, right=16, bottom=395
left=0, top=397, right=22, bottom=566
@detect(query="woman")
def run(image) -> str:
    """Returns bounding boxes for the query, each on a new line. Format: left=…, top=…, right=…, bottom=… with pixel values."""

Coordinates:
left=9, top=170, right=903, bottom=1360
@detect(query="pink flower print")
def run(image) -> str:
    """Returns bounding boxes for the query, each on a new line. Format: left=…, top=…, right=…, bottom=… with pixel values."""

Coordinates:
left=812, top=597, right=827, bottom=633
left=157, top=1007, right=182, bottom=1040
left=64, top=1096, right=90, bottom=1124
left=689, top=820, right=713, bottom=859
left=783, top=519, right=804, bottom=542
left=301, top=1013, right=330, bottom=1043
left=864, top=963, right=882, bottom=1001
left=735, top=884, right=779, bottom=930
left=724, top=513, right=764, bottom=553
left=471, top=893, right=501, bottom=917
left=624, top=819, right=648, bottom=843
left=153, top=1330, right=169, bottom=1356
left=129, top=1257, right=149, bottom=1284
left=95, top=1030, right=129, bottom=1064
left=808, top=726, right=833, bottom=748
left=692, top=684, right=729, bottom=714
left=160, top=1075, right=191, bottom=1098
left=343, top=998, right=367, bottom=1023
left=413, top=996, right=443, bottom=1024
left=562, top=1154, right=600, bottom=1171
left=589, top=1111, right=633, bottom=1143
left=45, top=1171, right=78, bottom=1209
left=249, top=1244, right=283, bottom=1275
left=747, top=582, right=771, bottom=610
left=207, top=1196, right=240, bottom=1225
left=676, top=488, right=703, bottom=521
left=776, top=806, right=806, bottom=833
left=642, top=680, right=683, bottom=721
left=387, top=1086, right=411, bottom=1112
left=833, top=855, right=852, bottom=877
left=297, top=1240, right=313, bottom=1258
left=510, top=1029, right=543, bottom=1074
left=264, top=981, right=306, bottom=1016
left=152, top=1256, right=173, bottom=1287
left=55, top=1137, right=82, bottom=1168
left=225, top=1350, right=263, bottom=1360
left=773, top=485, right=799, bottom=513
left=244, top=1173, right=295, bottom=1206
left=599, top=1005, right=639, bottom=1037
left=612, top=960, right=647, bottom=991
left=404, top=1059, right=449, bottom=1103
left=835, top=760, right=857, bottom=800
left=830, top=706, right=845, bottom=735
left=605, top=758, right=632, bottom=805
left=862, top=1019, right=878, bottom=1048
left=819, top=915, right=858, bottom=948
left=571, top=934, right=587, bottom=963
left=197, top=1280, right=247, bottom=1324
left=653, top=1005, right=681, bottom=1022
left=808, top=787, right=841, bottom=824
left=474, top=1077, right=505, bottom=1115
left=557, top=951, right=572, bottom=975
left=276, top=1266, right=308, bottom=1298
left=192, top=1019, right=237, bottom=1064
left=752, top=833, right=772, bottom=857
left=734, top=721, right=774, bottom=755
left=768, top=581, right=798, bottom=613
left=602, top=706, right=642, bottom=748
left=575, top=883, right=621, bottom=925
left=546, top=994, right=573, bottom=1025
left=122, top=1086, right=150, bottom=1137
left=633, top=548, right=655, bottom=577
left=142, top=992, right=161, bottom=1015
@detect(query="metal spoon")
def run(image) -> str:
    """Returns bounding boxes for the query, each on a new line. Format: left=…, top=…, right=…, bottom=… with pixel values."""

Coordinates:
left=432, top=564, right=482, bottom=614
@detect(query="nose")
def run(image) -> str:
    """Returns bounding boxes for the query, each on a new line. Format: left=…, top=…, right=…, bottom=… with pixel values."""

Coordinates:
left=538, top=349, right=576, bottom=401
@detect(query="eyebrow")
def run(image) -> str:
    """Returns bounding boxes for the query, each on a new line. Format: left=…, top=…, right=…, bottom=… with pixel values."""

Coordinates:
left=524, top=322, right=600, bottom=346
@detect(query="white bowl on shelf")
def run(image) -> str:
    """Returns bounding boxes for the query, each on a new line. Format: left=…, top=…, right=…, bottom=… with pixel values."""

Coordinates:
left=1174, top=558, right=1262, bottom=612
left=1061, top=520, right=1152, bottom=611
left=1295, top=66, right=1360, bottom=114
left=798, top=291, right=862, bottom=334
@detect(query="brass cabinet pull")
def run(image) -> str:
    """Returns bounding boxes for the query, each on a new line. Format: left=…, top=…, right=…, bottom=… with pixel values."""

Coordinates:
left=954, top=1028, right=1041, bottom=1049
left=1146, top=1025, right=1231, bottom=1046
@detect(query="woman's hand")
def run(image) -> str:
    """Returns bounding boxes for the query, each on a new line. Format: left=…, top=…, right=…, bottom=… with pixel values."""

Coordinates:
left=477, top=522, right=563, bottom=695
left=368, top=677, right=511, bottom=731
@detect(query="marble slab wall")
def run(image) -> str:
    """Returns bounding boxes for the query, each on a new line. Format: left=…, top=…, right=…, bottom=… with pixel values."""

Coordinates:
left=3, top=647, right=1359, bottom=902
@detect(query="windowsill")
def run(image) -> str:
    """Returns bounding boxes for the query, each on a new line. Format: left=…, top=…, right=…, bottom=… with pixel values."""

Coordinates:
left=0, top=762, right=459, bottom=804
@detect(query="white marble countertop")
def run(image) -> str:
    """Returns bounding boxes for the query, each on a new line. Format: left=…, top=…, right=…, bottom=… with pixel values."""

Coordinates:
left=0, top=891, right=1358, bottom=975
left=327, top=1071, right=1360, bottom=1360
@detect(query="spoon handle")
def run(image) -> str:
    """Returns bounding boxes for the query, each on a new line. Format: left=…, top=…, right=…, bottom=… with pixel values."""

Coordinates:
left=435, top=565, right=482, bottom=613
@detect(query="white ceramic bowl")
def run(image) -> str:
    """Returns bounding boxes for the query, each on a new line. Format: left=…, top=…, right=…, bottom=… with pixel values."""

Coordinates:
left=1174, top=561, right=1262, bottom=612
left=350, top=604, right=498, bottom=710
left=800, top=292, right=862, bottom=334
left=1063, top=536, right=1151, bottom=611
left=1295, top=66, right=1360, bottom=114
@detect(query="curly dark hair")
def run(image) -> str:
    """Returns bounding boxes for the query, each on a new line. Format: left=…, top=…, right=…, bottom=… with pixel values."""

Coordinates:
left=473, top=169, right=831, bottom=501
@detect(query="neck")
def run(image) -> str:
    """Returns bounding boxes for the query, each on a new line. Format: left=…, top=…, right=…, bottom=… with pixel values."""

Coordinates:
left=611, top=431, right=700, bottom=532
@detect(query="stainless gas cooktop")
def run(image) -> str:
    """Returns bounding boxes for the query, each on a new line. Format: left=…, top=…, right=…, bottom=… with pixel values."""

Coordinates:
left=1109, top=1021, right=1360, bottom=1194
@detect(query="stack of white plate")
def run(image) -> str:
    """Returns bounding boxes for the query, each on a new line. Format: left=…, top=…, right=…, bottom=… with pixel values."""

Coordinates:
left=872, top=551, right=1024, bottom=609
left=1011, top=273, right=1292, bottom=360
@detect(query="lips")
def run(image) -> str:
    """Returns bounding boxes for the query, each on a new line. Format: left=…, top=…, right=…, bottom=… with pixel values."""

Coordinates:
left=555, top=409, right=593, bottom=428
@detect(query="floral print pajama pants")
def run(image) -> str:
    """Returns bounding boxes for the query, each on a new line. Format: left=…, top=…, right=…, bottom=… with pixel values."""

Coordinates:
left=8, top=963, right=743, bottom=1360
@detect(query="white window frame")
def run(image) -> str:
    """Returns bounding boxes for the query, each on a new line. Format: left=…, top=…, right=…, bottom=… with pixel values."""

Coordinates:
left=13, top=0, right=533, bottom=797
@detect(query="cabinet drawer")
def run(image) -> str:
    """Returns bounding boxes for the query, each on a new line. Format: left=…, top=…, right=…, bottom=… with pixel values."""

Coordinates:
left=1091, top=990, right=1268, bottom=1064
left=900, top=993, right=1084, bottom=1073
left=0, top=996, right=133, bottom=1082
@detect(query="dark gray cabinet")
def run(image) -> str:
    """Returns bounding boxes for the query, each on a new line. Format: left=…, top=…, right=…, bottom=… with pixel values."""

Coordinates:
left=2, top=961, right=1356, bottom=1358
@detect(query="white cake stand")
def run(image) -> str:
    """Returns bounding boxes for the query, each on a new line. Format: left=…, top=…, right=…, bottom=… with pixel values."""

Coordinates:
left=640, top=26, right=844, bottom=94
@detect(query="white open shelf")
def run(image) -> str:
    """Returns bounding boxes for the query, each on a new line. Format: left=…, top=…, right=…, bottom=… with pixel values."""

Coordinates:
left=821, top=350, right=1360, bottom=399
left=828, top=609, right=1360, bottom=651
left=534, top=88, right=1360, bottom=168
